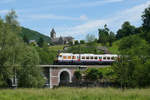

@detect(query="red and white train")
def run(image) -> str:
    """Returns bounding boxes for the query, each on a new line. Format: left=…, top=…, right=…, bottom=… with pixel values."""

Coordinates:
left=54, top=53, right=118, bottom=65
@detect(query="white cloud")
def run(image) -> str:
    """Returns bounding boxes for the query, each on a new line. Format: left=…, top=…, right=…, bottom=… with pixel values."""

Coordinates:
left=80, top=15, right=88, bottom=21
left=25, top=14, right=88, bottom=21
left=59, top=1, right=150, bottom=37
left=74, top=0, right=124, bottom=8
left=0, top=10, right=9, bottom=14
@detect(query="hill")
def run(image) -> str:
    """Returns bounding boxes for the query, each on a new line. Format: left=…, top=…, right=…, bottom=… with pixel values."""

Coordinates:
left=20, top=27, right=51, bottom=43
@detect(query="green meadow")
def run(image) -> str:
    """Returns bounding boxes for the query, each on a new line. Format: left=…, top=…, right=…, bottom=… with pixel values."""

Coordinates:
left=0, top=88, right=150, bottom=100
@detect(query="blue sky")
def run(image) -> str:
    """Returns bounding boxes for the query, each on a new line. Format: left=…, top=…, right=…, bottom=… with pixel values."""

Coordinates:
left=0, top=0, right=150, bottom=40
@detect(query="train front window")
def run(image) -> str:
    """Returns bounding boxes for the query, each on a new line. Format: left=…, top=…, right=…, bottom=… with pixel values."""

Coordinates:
left=99, top=57, right=102, bottom=59
left=59, top=55, right=62, bottom=58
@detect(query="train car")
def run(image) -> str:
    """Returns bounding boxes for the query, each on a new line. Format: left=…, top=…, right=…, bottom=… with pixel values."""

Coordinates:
left=54, top=53, right=118, bottom=65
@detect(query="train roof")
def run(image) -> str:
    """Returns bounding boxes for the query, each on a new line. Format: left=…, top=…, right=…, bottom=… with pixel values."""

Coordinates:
left=59, top=53, right=117, bottom=56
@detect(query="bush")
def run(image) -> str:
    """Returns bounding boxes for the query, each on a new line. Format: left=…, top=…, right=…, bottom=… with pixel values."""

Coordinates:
left=74, top=70, right=82, bottom=80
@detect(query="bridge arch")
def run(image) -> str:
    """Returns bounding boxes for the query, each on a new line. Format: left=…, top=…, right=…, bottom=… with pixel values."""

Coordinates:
left=58, top=68, right=72, bottom=85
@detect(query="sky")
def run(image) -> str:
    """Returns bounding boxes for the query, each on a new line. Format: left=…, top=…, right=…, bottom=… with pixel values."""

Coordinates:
left=0, top=0, right=150, bottom=40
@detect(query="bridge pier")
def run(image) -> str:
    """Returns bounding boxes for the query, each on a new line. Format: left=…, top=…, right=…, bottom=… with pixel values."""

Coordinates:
left=40, top=65, right=87, bottom=88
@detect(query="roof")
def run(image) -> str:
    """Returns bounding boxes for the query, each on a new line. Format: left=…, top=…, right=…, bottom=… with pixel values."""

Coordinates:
left=51, top=36, right=74, bottom=44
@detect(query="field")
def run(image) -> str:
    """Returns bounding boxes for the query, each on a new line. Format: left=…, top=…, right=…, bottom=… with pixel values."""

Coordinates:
left=0, top=88, right=150, bottom=100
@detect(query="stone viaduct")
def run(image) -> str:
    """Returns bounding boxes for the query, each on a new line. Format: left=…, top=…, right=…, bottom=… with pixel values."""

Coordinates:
left=40, top=65, right=87, bottom=88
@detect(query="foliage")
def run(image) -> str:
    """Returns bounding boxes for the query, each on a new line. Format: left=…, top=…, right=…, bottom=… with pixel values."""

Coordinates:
left=108, top=40, right=120, bottom=54
left=74, top=70, right=82, bottom=80
left=17, top=46, right=45, bottom=88
left=23, top=34, right=29, bottom=44
left=98, top=25, right=109, bottom=45
left=74, top=40, right=79, bottom=45
left=66, top=43, right=104, bottom=54
left=20, top=27, right=51, bottom=44
left=85, top=68, right=102, bottom=81
left=0, top=10, right=45, bottom=88
left=98, top=24, right=116, bottom=46
left=142, top=5, right=150, bottom=30
left=141, top=5, right=150, bottom=43
left=37, top=37, right=44, bottom=47
left=5, top=9, right=19, bottom=26
left=36, top=47, right=58, bottom=65
left=108, top=31, right=116, bottom=46
left=80, top=40, right=85, bottom=44
left=116, top=21, right=136, bottom=39
left=113, top=35, right=150, bottom=88
left=0, top=19, right=23, bottom=87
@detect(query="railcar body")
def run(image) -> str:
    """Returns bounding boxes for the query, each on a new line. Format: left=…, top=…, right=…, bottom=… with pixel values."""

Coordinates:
left=54, top=53, right=118, bottom=65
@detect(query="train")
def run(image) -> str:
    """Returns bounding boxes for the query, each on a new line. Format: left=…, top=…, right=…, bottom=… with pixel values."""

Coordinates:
left=54, top=53, right=118, bottom=65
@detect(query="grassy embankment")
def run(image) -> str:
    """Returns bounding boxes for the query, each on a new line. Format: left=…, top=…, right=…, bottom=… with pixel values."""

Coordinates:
left=0, top=88, right=150, bottom=100
left=108, top=40, right=120, bottom=54
left=49, top=45, right=65, bottom=51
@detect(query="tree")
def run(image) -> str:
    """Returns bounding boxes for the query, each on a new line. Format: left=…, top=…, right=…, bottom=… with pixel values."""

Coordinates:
left=142, top=5, right=150, bottom=30
left=0, top=20, right=23, bottom=87
left=75, top=40, right=79, bottom=45
left=141, top=5, right=150, bottom=43
left=98, top=24, right=109, bottom=46
left=17, top=46, right=45, bottom=88
left=74, top=70, right=82, bottom=80
left=86, top=68, right=99, bottom=81
left=37, top=37, right=44, bottom=47
left=98, top=24, right=115, bottom=46
left=116, top=21, right=136, bottom=39
left=113, top=35, right=150, bottom=88
left=5, top=9, right=19, bottom=26
left=68, top=41, right=73, bottom=46
left=23, top=34, right=29, bottom=44
left=86, top=34, right=95, bottom=43
left=108, top=31, right=116, bottom=46
left=0, top=10, right=45, bottom=88
left=80, top=40, right=85, bottom=44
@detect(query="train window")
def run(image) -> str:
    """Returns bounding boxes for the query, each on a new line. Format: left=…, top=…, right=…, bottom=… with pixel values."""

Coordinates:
left=59, top=55, right=62, bottom=57
left=82, top=56, right=85, bottom=59
left=94, top=56, right=98, bottom=60
left=72, top=56, right=76, bottom=59
left=107, top=57, right=110, bottom=60
left=68, top=56, right=71, bottom=59
left=86, top=56, right=89, bottom=59
left=103, top=57, right=106, bottom=60
left=90, top=56, right=93, bottom=59
left=63, top=56, right=67, bottom=59
left=99, top=57, right=102, bottom=59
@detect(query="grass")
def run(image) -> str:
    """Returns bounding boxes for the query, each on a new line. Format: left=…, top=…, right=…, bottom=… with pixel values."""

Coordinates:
left=49, top=45, right=66, bottom=51
left=0, top=88, right=150, bottom=100
left=108, top=40, right=120, bottom=54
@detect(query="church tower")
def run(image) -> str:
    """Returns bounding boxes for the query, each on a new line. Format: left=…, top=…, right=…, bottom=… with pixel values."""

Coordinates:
left=50, top=28, right=56, bottom=39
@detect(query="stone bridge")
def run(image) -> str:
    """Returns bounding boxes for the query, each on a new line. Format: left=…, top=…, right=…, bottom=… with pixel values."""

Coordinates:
left=39, top=65, right=87, bottom=88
